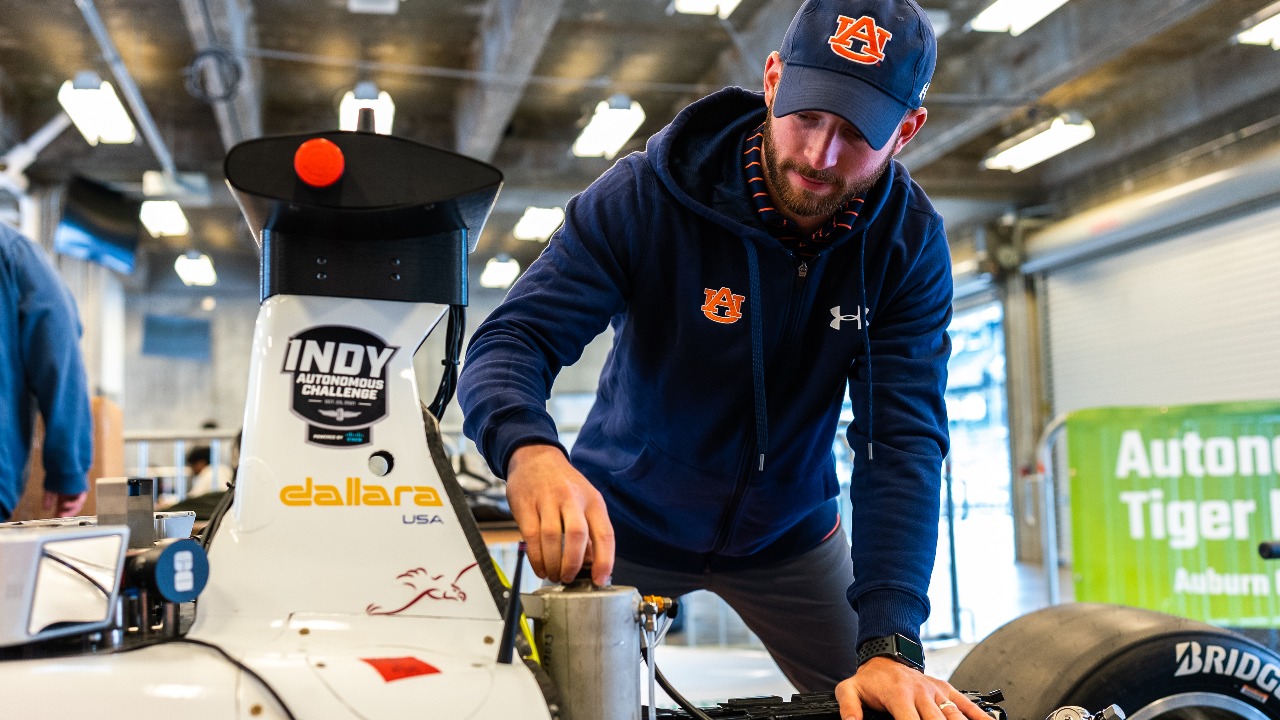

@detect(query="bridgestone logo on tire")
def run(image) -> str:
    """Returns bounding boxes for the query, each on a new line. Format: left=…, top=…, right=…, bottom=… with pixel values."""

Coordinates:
left=1174, top=641, right=1280, bottom=694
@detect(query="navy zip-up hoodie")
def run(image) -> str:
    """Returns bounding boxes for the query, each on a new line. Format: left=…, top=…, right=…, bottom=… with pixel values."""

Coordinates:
left=459, top=87, right=952, bottom=646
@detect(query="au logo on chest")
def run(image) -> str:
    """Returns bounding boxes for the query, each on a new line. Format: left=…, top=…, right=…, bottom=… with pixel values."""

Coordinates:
left=701, top=287, right=746, bottom=324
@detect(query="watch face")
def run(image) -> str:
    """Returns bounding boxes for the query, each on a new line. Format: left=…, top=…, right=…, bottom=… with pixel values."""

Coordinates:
left=894, top=634, right=925, bottom=669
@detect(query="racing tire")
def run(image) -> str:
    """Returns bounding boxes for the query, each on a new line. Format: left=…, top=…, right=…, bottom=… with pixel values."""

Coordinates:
left=948, top=603, right=1280, bottom=720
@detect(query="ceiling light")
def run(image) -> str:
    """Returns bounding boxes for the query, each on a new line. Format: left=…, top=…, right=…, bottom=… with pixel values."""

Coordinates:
left=479, top=255, right=520, bottom=289
left=140, top=200, right=190, bottom=237
left=174, top=251, right=217, bottom=287
left=982, top=113, right=1095, bottom=173
left=969, top=0, right=1071, bottom=36
left=347, top=0, right=398, bottom=14
left=672, top=0, right=742, bottom=19
left=1237, top=2, right=1280, bottom=49
left=572, top=94, right=646, bottom=160
left=339, top=81, right=395, bottom=135
left=56, top=71, right=136, bottom=145
left=513, top=206, right=565, bottom=241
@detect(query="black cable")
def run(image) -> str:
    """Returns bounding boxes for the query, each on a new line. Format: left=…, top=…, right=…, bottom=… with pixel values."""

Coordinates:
left=497, top=541, right=527, bottom=664
left=199, top=479, right=235, bottom=551
left=185, top=48, right=243, bottom=103
left=183, top=0, right=243, bottom=104
left=114, top=636, right=297, bottom=720
left=641, top=646, right=715, bottom=720
left=175, top=638, right=298, bottom=720
left=40, top=551, right=111, bottom=596
left=428, top=305, right=466, bottom=420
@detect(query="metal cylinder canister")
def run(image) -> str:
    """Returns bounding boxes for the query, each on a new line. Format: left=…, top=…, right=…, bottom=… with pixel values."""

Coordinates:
left=523, top=579, right=642, bottom=720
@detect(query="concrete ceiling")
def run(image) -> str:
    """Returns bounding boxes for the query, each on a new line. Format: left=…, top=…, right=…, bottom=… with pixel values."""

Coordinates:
left=2, top=0, right=1280, bottom=300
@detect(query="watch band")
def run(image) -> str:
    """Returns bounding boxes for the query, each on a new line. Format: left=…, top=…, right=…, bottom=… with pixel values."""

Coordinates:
left=857, top=633, right=925, bottom=671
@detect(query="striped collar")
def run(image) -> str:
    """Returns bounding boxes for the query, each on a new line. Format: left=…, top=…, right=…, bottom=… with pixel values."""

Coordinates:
left=743, top=123, right=864, bottom=259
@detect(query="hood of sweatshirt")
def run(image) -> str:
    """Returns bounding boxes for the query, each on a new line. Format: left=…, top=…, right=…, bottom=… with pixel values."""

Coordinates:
left=644, top=86, right=895, bottom=254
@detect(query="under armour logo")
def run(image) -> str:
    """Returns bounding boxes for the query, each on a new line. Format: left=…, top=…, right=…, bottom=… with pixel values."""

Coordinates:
left=702, top=287, right=746, bottom=324
left=828, top=15, right=892, bottom=65
left=830, top=305, right=869, bottom=330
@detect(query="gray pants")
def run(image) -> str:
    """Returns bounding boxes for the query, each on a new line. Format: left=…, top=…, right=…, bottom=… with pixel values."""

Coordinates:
left=612, top=531, right=860, bottom=693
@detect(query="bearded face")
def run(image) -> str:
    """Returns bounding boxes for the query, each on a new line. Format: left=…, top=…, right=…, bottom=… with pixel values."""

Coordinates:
left=761, top=108, right=897, bottom=224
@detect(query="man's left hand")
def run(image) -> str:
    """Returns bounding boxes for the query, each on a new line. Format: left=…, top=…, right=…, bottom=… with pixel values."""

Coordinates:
left=43, top=490, right=87, bottom=518
left=835, top=657, right=990, bottom=720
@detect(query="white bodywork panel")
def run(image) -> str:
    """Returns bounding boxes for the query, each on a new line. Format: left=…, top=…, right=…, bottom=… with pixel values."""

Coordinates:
left=0, top=294, right=552, bottom=720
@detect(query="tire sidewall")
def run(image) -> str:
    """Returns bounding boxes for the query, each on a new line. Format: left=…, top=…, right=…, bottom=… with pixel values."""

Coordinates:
left=1068, top=631, right=1280, bottom=720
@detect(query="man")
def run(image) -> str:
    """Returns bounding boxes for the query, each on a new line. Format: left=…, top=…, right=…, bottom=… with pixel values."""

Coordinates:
left=459, top=1, right=981, bottom=718
left=0, top=222, right=93, bottom=522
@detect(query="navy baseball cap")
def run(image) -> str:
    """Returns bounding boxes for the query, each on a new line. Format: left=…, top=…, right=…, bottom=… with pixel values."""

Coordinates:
left=772, top=0, right=937, bottom=151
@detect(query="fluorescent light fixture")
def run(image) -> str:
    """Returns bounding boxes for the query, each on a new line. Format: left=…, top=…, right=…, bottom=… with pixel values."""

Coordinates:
left=572, top=94, right=646, bottom=160
left=513, top=206, right=565, bottom=241
left=347, top=0, right=399, bottom=14
left=140, top=200, right=190, bottom=237
left=982, top=113, right=1095, bottom=173
left=339, top=81, right=395, bottom=135
left=969, top=0, right=1070, bottom=36
left=56, top=71, right=136, bottom=145
left=672, top=0, right=742, bottom=18
left=1237, top=2, right=1280, bottom=49
left=479, top=255, right=520, bottom=289
left=174, top=251, right=217, bottom=287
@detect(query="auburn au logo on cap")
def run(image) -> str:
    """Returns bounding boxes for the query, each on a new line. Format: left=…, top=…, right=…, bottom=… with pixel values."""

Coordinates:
left=828, top=15, right=892, bottom=65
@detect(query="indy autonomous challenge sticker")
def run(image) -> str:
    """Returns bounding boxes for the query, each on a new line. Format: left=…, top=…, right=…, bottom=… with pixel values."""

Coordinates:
left=282, top=326, right=399, bottom=447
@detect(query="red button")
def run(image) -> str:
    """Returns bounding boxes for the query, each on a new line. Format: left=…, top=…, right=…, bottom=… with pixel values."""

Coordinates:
left=294, top=138, right=345, bottom=187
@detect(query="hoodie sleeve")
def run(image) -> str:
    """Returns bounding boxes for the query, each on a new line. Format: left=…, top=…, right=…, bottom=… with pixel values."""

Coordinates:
left=12, top=236, right=93, bottom=496
left=458, top=157, right=654, bottom=477
left=844, top=214, right=952, bottom=650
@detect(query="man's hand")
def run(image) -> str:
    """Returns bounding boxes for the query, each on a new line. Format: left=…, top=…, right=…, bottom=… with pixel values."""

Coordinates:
left=506, top=444, right=615, bottom=586
left=835, top=657, right=990, bottom=720
left=43, top=490, right=87, bottom=518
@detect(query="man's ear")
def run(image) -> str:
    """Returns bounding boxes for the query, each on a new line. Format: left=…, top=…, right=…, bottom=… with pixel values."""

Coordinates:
left=892, top=108, right=927, bottom=155
left=763, top=52, right=783, bottom=107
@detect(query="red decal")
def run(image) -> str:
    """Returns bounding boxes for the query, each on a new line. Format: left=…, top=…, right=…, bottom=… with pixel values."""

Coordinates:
left=360, top=656, right=440, bottom=682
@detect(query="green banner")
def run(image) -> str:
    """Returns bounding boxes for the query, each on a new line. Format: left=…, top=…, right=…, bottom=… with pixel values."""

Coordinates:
left=1068, top=401, right=1280, bottom=626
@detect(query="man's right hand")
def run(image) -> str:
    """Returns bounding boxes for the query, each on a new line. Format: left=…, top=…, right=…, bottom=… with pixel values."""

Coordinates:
left=506, top=444, right=615, bottom=586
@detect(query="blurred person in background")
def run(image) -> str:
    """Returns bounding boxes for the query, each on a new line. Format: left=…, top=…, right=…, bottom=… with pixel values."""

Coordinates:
left=0, top=222, right=92, bottom=521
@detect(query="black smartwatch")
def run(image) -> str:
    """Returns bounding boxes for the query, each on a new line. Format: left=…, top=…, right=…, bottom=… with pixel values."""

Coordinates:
left=857, top=633, right=925, bottom=671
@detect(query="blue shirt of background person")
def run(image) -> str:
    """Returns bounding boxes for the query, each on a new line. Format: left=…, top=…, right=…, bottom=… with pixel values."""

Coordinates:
left=0, top=222, right=93, bottom=521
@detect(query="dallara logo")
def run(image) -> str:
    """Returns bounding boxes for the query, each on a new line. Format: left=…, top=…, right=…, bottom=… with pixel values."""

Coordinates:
left=280, top=477, right=444, bottom=507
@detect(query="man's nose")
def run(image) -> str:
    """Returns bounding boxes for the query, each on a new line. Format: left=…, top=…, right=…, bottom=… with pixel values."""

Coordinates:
left=804, top=130, right=840, bottom=170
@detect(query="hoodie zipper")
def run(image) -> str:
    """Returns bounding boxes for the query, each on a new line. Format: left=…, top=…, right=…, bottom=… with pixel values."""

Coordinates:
left=707, top=253, right=814, bottom=561
left=780, top=256, right=812, bottom=352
